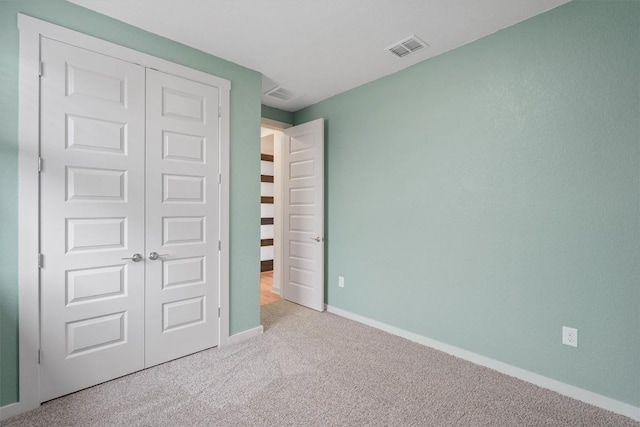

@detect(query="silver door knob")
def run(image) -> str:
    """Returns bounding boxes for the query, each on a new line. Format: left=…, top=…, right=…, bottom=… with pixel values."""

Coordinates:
left=121, top=253, right=142, bottom=262
left=310, top=237, right=323, bottom=242
left=149, top=251, right=169, bottom=261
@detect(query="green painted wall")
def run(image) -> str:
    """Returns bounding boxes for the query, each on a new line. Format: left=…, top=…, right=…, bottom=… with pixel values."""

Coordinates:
left=295, top=1, right=640, bottom=406
left=261, top=104, right=293, bottom=124
left=0, top=0, right=262, bottom=405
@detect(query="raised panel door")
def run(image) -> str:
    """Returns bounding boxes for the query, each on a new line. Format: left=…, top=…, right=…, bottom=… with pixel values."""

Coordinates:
left=144, top=69, right=220, bottom=366
left=40, top=38, right=145, bottom=401
left=283, top=119, right=325, bottom=312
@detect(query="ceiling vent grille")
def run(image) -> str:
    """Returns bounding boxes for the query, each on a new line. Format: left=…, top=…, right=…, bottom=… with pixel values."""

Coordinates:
left=386, top=35, right=428, bottom=58
left=264, top=86, right=296, bottom=102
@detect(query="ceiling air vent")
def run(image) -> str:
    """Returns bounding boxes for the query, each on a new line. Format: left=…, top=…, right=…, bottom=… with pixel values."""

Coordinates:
left=386, top=35, right=428, bottom=58
left=264, top=86, right=296, bottom=102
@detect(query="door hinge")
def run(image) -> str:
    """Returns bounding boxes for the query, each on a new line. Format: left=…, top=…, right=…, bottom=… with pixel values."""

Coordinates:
left=38, top=157, right=42, bottom=173
left=218, top=307, right=221, bottom=318
left=39, top=62, right=43, bottom=77
left=218, top=240, right=221, bottom=251
left=218, top=107, right=222, bottom=117
left=218, top=173, right=222, bottom=184
left=37, top=349, right=41, bottom=364
left=38, top=253, right=44, bottom=268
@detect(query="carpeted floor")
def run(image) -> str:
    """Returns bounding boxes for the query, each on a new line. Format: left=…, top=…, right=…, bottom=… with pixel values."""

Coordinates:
left=3, top=300, right=637, bottom=426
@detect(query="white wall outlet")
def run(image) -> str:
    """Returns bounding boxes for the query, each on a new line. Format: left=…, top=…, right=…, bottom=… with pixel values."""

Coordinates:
left=562, top=326, right=578, bottom=347
left=338, top=276, right=344, bottom=288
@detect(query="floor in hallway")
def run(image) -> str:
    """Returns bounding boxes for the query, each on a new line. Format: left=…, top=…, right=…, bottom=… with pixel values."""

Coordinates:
left=260, top=271, right=281, bottom=306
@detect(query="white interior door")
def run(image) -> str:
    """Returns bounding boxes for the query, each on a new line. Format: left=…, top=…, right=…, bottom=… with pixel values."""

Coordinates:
left=40, top=38, right=146, bottom=401
left=282, top=119, right=325, bottom=312
left=144, top=69, right=220, bottom=366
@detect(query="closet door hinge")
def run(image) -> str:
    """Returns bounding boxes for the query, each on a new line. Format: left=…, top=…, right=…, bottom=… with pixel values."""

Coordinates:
left=218, top=106, right=222, bottom=118
left=38, top=62, right=43, bottom=77
left=38, top=157, right=42, bottom=173
left=37, top=349, right=41, bottom=364
left=218, top=173, right=221, bottom=184
left=38, top=253, right=44, bottom=269
left=218, top=240, right=221, bottom=251
left=218, top=307, right=221, bottom=318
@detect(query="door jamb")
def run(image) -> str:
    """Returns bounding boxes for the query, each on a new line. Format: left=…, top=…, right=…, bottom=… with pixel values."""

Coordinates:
left=260, top=118, right=291, bottom=297
left=17, top=14, right=231, bottom=415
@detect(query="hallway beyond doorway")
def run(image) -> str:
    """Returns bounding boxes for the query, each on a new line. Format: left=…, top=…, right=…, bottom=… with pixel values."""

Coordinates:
left=260, top=271, right=281, bottom=306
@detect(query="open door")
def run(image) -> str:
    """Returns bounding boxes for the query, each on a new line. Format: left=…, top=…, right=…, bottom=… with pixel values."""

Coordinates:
left=282, top=119, right=325, bottom=311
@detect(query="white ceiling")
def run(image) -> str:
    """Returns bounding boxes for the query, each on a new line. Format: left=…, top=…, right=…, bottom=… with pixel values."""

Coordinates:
left=68, top=0, right=569, bottom=112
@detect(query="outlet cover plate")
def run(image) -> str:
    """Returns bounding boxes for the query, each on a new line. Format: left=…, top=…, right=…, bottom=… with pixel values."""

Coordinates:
left=562, top=326, right=578, bottom=347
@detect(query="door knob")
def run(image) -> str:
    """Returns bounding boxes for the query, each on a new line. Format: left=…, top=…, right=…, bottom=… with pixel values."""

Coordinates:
left=121, top=253, right=143, bottom=262
left=310, top=237, right=323, bottom=242
left=149, top=251, right=169, bottom=261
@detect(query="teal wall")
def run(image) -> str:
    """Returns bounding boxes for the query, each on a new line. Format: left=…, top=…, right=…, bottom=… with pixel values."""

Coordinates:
left=0, top=0, right=262, bottom=405
left=261, top=104, right=293, bottom=124
left=295, top=1, right=640, bottom=406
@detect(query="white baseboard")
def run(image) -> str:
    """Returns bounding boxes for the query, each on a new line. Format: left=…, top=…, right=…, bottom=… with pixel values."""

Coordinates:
left=228, top=325, right=264, bottom=345
left=0, top=402, right=22, bottom=422
left=326, top=305, right=640, bottom=422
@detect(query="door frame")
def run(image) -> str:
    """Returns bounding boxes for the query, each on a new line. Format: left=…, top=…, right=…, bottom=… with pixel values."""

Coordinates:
left=260, top=119, right=291, bottom=296
left=17, top=14, right=231, bottom=414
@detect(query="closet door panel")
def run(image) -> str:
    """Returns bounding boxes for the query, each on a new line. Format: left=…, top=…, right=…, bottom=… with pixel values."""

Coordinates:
left=39, top=38, right=146, bottom=401
left=145, top=69, right=220, bottom=367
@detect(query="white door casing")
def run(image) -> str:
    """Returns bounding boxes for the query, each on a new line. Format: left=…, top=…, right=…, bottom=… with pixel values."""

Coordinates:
left=282, top=119, right=325, bottom=312
left=40, top=38, right=146, bottom=401
left=273, top=130, right=285, bottom=295
left=145, top=69, right=220, bottom=366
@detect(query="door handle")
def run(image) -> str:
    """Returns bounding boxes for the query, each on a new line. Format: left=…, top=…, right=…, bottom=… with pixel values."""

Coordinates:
left=149, top=251, right=169, bottom=261
left=310, top=237, right=323, bottom=242
left=121, top=253, right=143, bottom=262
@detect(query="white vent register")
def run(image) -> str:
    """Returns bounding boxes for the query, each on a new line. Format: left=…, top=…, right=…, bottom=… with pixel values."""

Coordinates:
left=264, top=85, right=296, bottom=101
left=386, top=35, right=428, bottom=58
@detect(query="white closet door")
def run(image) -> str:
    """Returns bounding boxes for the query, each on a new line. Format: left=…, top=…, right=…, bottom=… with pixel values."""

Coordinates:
left=144, top=69, right=220, bottom=366
left=40, top=38, right=146, bottom=401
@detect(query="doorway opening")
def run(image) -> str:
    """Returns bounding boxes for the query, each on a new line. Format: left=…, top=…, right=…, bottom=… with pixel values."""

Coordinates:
left=260, top=121, right=287, bottom=306
left=259, top=117, right=325, bottom=312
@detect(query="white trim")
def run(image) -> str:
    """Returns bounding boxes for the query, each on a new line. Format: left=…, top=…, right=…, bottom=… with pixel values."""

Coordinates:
left=218, top=86, right=231, bottom=347
left=17, top=14, right=42, bottom=415
left=261, top=117, right=292, bottom=131
left=18, top=15, right=231, bottom=90
left=271, top=131, right=285, bottom=296
left=228, top=325, right=264, bottom=345
left=17, top=14, right=231, bottom=416
left=0, top=402, right=23, bottom=422
left=326, top=305, right=640, bottom=422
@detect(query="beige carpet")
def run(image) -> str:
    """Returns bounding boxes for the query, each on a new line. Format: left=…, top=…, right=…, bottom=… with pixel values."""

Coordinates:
left=3, top=300, right=637, bottom=426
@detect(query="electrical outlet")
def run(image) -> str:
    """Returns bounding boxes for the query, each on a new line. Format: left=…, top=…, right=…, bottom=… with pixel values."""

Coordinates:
left=562, top=326, right=578, bottom=347
left=338, top=276, right=344, bottom=288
